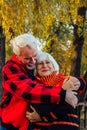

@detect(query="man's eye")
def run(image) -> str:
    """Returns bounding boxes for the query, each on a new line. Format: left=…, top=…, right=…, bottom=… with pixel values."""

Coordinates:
left=24, top=58, right=31, bottom=60
left=33, top=55, right=37, bottom=58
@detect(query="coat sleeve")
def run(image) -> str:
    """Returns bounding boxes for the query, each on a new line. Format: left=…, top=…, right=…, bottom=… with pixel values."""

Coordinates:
left=34, top=77, right=86, bottom=121
left=77, top=77, right=86, bottom=93
left=2, top=61, right=66, bottom=104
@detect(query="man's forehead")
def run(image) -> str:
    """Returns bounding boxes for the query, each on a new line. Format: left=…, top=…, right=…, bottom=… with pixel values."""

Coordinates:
left=25, top=47, right=37, bottom=54
left=32, top=50, right=38, bottom=55
left=29, top=50, right=38, bottom=57
left=26, top=52, right=37, bottom=58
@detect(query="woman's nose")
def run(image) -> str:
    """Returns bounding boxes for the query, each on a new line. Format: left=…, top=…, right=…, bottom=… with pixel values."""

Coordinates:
left=42, top=63, right=47, bottom=67
left=31, top=57, right=36, bottom=64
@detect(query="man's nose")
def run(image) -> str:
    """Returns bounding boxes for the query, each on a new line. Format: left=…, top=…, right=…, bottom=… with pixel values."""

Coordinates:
left=31, top=57, right=36, bottom=63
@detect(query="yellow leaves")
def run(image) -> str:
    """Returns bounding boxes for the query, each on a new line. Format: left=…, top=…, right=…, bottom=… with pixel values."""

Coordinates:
left=0, top=0, right=87, bottom=67
left=1, top=0, right=27, bottom=40
left=77, top=15, right=84, bottom=25
left=42, top=15, right=55, bottom=35
left=44, top=15, right=55, bottom=27
left=65, top=51, right=72, bottom=59
left=57, top=0, right=86, bottom=26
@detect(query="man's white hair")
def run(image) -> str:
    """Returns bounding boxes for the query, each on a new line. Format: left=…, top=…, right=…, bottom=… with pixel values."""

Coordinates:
left=37, top=51, right=59, bottom=72
left=11, top=33, right=40, bottom=56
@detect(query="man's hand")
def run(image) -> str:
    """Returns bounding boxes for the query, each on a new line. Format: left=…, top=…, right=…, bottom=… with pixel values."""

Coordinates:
left=62, top=77, right=80, bottom=91
left=26, top=105, right=41, bottom=122
left=65, top=91, right=78, bottom=108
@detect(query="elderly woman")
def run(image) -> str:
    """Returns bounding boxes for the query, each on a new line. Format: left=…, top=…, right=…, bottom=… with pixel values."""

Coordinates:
left=26, top=52, right=86, bottom=130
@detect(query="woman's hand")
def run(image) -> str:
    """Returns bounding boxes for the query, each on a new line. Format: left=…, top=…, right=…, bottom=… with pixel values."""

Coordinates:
left=26, top=105, right=41, bottom=122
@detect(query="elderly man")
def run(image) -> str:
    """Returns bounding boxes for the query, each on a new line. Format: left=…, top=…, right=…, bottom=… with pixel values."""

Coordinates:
left=0, top=33, right=78, bottom=130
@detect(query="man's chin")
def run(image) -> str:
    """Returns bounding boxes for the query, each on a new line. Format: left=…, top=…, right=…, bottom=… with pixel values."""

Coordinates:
left=26, top=65, right=35, bottom=70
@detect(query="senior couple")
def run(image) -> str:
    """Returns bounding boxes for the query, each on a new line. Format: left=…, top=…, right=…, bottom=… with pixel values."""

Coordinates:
left=0, top=33, right=86, bottom=130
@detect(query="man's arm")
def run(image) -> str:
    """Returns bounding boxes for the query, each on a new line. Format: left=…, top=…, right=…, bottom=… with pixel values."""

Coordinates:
left=2, top=61, right=65, bottom=104
left=62, top=76, right=86, bottom=92
left=77, top=77, right=86, bottom=93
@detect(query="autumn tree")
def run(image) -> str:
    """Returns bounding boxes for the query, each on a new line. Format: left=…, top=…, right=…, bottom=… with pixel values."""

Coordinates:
left=70, top=1, right=87, bottom=76
left=0, top=0, right=87, bottom=75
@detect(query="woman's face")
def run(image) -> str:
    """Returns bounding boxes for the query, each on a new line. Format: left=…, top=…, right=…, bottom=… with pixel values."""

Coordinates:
left=36, top=59, right=55, bottom=77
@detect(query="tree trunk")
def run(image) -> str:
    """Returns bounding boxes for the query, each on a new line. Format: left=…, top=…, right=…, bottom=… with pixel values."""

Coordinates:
left=70, top=6, right=86, bottom=77
left=0, top=26, right=5, bottom=102
left=70, top=5, right=87, bottom=115
left=70, top=34, right=84, bottom=76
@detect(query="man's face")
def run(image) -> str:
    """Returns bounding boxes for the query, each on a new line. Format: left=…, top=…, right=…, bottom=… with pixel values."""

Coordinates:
left=18, top=46, right=38, bottom=69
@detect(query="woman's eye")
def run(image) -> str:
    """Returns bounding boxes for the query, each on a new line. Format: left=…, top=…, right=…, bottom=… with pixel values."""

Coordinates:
left=37, top=62, right=43, bottom=65
left=46, top=61, right=50, bottom=64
